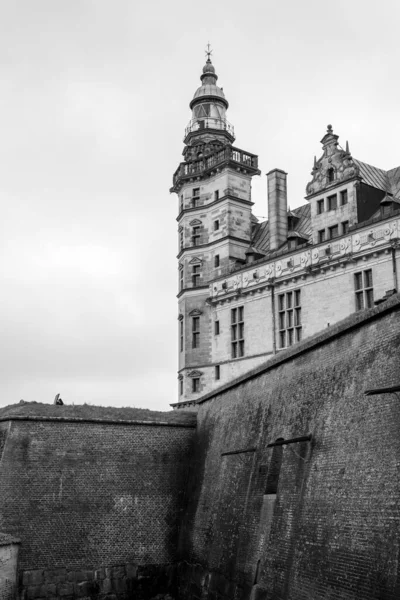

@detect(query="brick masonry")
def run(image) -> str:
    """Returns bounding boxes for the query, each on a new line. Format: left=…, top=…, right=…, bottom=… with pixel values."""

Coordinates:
left=0, top=415, right=196, bottom=600
left=177, top=294, right=400, bottom=600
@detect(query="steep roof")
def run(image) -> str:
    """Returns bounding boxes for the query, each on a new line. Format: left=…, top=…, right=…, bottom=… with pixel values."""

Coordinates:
left=251, top=203, right=311, bottom=256
left=353, top=159, right=389, bottom=191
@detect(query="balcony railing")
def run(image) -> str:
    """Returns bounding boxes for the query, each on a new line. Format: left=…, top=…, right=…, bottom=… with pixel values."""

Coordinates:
left=184, top=117, right=235, bottom=140
left=173, top=146, right=259, bottom=187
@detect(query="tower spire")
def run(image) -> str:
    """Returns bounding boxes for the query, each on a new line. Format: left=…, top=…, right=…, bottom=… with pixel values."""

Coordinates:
left=205, top=42, right=213, bottom=62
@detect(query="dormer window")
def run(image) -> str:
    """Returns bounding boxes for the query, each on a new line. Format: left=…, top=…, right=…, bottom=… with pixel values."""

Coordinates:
left=327, top=168, right=335, bottom=183
left=288, top=239, right=297, bottom=250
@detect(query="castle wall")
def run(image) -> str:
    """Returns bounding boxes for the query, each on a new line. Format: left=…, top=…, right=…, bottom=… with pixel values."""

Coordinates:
left=177, top=295, right=400, bottom=600
left=0, top=537, right=20, bottom=600
left=0, top=415, right=196, bottom=600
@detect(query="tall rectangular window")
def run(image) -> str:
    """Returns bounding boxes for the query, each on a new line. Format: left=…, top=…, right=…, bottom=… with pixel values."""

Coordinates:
left=231, top=306, right=244, bottom=358
left=214, top=190, right=219, bottom=201
left=342, top=221, right=349, bottom=234
left=191, top=226, right=200, bottom=246
left=328, top=194, right=337, bottom=210
left=214, top=254, right=220, bottom=268
left=180, top=320, right=184, bottom=352
left=179, top=379, right=183, bottom=395
left=192, top=378, right=200, bottom=393
left=192, top=317, right=200, bottom=348
left=340, top=189, right=348, bottom=205
left=179, top=229, right=184, bottom=250
left=278, top=290, right=302, bottom=349
left=179, top=267, right=184, bottom=291
left=355, top=269, right=374, bottom=310
left=192, top=188, right=200, bottom=208
left=192, top=264, right=200, bottom=287
left=214, top=320, right=220, bottom=335
left=214, top=219, right=220, bottom=231
left=215, top=365, right=220, bottom=380
left=328, top=224, right=339, bottom=239
left=318, top=229, right=326, bottom=243
left=180, top=195, right=184, bottom=212
left=317, top=199, right=324, bottom=214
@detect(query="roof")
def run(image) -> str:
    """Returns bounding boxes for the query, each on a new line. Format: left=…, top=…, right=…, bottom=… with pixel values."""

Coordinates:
left=251, top=203, right=311, bottom=256
left=0, top=401, right=197, bottom=427
left=353, top=159, right=389, bottom=191
left=0, top=533, right=20, bottom=546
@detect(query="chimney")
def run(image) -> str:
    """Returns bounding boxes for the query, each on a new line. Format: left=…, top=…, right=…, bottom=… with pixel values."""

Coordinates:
left=267, top=169, right=288, bottom=251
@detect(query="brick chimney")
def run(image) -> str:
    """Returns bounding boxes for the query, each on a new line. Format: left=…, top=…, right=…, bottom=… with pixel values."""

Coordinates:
left=267, top=169, right=288, bottom=251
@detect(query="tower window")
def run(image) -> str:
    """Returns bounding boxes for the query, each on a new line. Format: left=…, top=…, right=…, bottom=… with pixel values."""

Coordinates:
left=327, top=168, right=335, bottom=183
left=180, top=379, right=183, bottom=395
left=180, top=195, right=184, bottom=212
left=340, top=189, right=348, bottom=205
left=192, top=264, right=200, bottom=287
left=192, top=317, right=200, bottom=348
left=180, top=229, right=184, bottom=250
left=318, top=229, right=326, bottom=243
left=192, top=378, right=200, bottom=393
left=342, top=221, right=349, bottom=234
left=327, top=194, right=337, bottom=210
left=215, top=365, right=220, bottom=380
left=328, top=224, right=339, bottom=239
left=265, top=441, right=284, bottom=494
left=214, top=254, right=220, bottom=268
left=355, top=269, right=374, bottom=310
left=214, top=219, right=220, bottom=231
left=179, top=267, right=184, bottom=291
left=192, top=226, right=200, bottom=246
left=231, top=306, right=244, bottom=358
left=192, top=188, right=200, bottom=208
left=278, top=290, right=301, bottom=349
left=214, top=320, right=220, bottom=335
left=317, top=199, right=324, bottom=214
left=214, top=190, right=219, bottom=201
left=180, top=320, right=184, bottom=352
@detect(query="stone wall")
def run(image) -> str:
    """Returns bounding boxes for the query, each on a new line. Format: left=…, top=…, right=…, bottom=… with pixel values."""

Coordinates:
left=177, top=294, right=400, bottom=600
left=0, top=535, right=20, bottom=600
left=0, top=411, right=196, bottom=600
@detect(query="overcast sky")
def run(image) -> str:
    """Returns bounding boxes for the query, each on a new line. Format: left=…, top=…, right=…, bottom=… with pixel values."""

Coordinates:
left=0, top=0, right=399, bottom=411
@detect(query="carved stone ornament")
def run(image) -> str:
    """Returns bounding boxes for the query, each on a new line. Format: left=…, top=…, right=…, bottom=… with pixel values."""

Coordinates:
left=189, top=308, right=203, bottom=316
left=233, top=274, right=242, bottom=289
left=300, top=251, right=310, bottom=266
left=178, top=313, right=184, bottom=321
left=243, top=273, right=249, bottom=287
left=188, top=370, right=203, bottom=378
left=189, top=219, right=202, bottom=226
left=275, top=261, right=282, bottom=276
left=312, top=249, right=319, bottom=262
left=340, top=238, right=350, bottom=254
left=265, top=264, right=274, bottom=279
left=353, top=234, right=361, bottom=251
left=189, top=256, right=202, bottom=264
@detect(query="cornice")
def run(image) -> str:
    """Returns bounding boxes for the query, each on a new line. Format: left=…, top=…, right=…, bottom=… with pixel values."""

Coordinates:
left=176, top=194, right=253, bottom=221
left=177, top=234, right=250, bottom=259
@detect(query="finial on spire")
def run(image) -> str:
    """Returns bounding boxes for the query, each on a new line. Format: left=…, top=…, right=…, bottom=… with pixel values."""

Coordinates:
left=345, top=140, right=350, bottom=154
left=205, top=42, right=213, bottom=62
left=327, top=124, right=333, bottom=133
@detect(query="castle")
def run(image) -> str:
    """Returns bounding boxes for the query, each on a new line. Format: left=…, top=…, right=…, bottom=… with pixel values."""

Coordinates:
left=171, top=54, right=400, bottom=407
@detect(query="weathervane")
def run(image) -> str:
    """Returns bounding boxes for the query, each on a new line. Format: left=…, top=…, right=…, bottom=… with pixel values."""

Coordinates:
left=205, top=42, right=213, bottom=61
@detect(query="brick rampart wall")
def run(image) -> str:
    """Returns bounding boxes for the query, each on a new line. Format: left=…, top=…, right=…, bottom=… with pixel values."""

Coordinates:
left=177, top=295, right=400, bottom=600
left=0, top=416, right=195, bottom=600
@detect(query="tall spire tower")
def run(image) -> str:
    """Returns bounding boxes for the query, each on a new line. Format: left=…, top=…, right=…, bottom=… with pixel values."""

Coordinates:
left=171, top=50, right=260, bottom=406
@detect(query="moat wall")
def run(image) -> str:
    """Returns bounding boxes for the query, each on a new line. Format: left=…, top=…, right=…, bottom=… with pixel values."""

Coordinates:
left=0, top=410, right=196, bottom=600
left=177, top=294, right=400, bottom=600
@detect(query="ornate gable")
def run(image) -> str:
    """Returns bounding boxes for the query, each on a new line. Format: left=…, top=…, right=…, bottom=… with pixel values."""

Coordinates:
left=306, top=125, right=360, bottom=196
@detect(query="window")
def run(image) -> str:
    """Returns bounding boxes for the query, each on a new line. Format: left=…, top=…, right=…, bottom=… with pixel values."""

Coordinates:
left=179, top=267, right=184, bottom=291
left=278, top=290, right=302, bottom=349
left=179, top=229, right=184, bottom=250
left=288, top=239, right=297, bottom=250
left=214, top=320, right=220, bottom=335
left=180, top=320, right=184, bottom=352
left=231, top=306, right=244, bottom=358
left=340, top=189, right=348, bottom=205
left=192, top=226, right=200, bottom=246
left=327, top=168, right=335, bottom=183
left=355, top=269, right=374, bottom=310
left=265, top=440, right=284, bottom=494
left=317, top=199, right=324, bottom=214
left=214, top=190, right=219, bottom=201
left=192, top=317, right=200, bottom=348
left=192, top=188, right=200, bottom=208
left=214, top=219, right=220, bottom=231
left=180, top=379, right=183, bottom=395
left=318, top=229, right=326, bottom=243
left=342, top=221, right=349, bottom=234
left=328, top=224, right=339, bottom=239
left=214, top=254, right=220, bottom=268
left=215, top=365, right=220, bottom=380
left=180, top=195, right=184, bottom=212
left=192, top=264, right=200, bottom=287
left=328, top=194, right=337, bottom=210
left=192, top=378, right=200, bottom=393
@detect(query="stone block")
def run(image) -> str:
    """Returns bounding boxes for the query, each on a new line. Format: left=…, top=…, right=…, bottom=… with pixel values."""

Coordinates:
left=111, top=566, right=125, bottom=579
left=44, top=569, right=67, bottom=584
left=46, top=584, right=57, bottom=596
left=101, top=578, right=112, bottom=594
left=94, top=568, right=105, bottom=581
left=23, top=571, right=44, bottom=586
left=112, top=577, right=127, bottom=594
left=26, top=585, right=44, bottom=600
left=57, top=583, right=74, bottom=597
left=125, top=564, right=137, bottom=579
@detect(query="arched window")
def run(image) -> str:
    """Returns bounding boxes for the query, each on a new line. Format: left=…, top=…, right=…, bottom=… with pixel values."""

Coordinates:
left=327, top=168, right=335, bottom=183
left=265, top=439, right=284, bottom=494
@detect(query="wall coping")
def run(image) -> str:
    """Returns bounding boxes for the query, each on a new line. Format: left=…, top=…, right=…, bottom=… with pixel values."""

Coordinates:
left=195, top=293, right=400, bottom=406
left=0, top=415, right=197, bottom=428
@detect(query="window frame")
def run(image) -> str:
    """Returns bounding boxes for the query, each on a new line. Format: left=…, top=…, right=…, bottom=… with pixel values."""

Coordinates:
left=278, top=290, right=302, bottom=349
left=354, top=269, right=374, bottom=311
left=192, top=264, right=200, bottom=287
left=327, top=194, right=337, bottom=211
left=318, top=229, right=326, bottom=243
left=192, top=316, right=200, bottom=348
left=328, top=224, right=339, bottom=239
left=231, top=306, right=245, bottom=358
left=317, top=199, right=324, bottom=215
left=214, top=320, right=220, bottom=335
left=340, top=189, right=348, bottom=205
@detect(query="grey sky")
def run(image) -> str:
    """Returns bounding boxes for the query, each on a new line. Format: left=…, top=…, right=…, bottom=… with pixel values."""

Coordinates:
left=1, top=0, right=399, bottom=410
